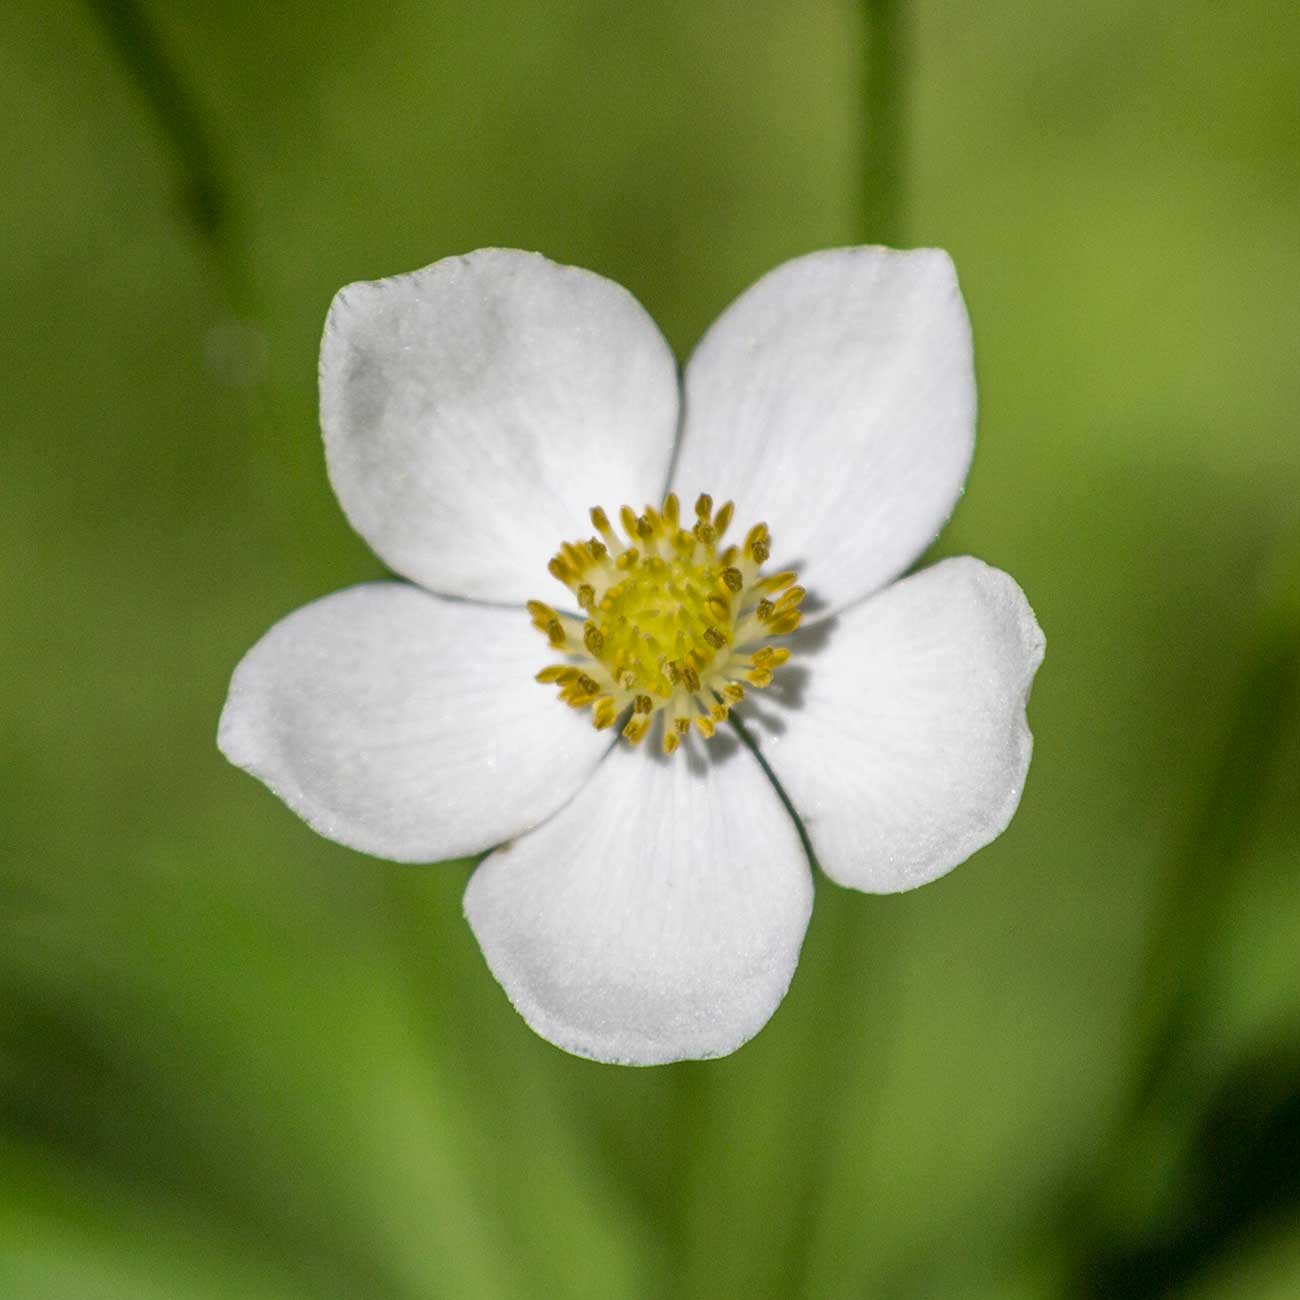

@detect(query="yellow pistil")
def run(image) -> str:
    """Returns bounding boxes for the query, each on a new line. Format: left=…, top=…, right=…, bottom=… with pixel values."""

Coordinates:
left=530, top=492, right=804, bottom=755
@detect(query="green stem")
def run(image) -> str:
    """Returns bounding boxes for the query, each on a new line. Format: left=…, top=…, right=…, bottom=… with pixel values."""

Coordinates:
left=861, top=0, right=908, bottom=244
left=1061, top=521, right=1300, bottom=1295
left=1131, top=544, right=1300, bottom=1120
left=84, top=0, right=246, bottom=306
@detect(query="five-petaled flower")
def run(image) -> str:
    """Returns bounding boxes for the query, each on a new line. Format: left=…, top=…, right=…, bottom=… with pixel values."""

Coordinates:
left=218, top=246, right=1045, bottom=1065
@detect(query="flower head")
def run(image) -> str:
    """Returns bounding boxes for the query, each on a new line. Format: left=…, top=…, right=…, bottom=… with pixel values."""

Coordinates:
left=218, top=246, right=1045, bottom=1065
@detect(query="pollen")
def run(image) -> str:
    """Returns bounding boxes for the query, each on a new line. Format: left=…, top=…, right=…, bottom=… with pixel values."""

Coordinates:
left=530, top=492, right=804, bottom=755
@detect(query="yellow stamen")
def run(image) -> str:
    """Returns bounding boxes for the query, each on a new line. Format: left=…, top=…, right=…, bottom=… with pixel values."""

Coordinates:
left=530, top=491, right=802, bottom=754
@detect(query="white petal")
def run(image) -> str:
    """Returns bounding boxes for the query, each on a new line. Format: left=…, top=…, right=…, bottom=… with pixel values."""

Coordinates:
left=218, top=583, right=610, bottom=862
left=464, top=739, right=812, bottom=1065
left=320, top=249, right=680, bottom=604
left=760, top=558, right=1044, bottom=892
left=673, top=247, right=975, bottom=615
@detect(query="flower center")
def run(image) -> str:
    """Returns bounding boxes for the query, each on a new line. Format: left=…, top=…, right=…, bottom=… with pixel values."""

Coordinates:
left=529, top=493, right=804, bottom=754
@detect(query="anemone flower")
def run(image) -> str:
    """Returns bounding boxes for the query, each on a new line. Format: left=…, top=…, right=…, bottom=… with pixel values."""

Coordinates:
left=219, top=246, right=1045, bottom=1065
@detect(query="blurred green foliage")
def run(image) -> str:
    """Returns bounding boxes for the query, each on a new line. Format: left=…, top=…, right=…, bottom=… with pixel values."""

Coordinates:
left=3, top=1, right=1299, bottom=1297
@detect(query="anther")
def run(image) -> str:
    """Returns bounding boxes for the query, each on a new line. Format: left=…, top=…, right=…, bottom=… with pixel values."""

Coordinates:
left=751, top=646, right=789, bottom=670
left=623, top=714, right=651, bottom=745
left=758, top=570, right=797, bottom=594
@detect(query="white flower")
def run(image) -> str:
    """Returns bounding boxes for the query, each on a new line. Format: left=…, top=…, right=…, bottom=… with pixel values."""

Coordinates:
left=218, top=246, right=1045, bottom=1066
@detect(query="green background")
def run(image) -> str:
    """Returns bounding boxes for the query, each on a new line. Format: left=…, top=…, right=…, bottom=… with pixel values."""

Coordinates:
left=3, top=1, right=1299, bottom=1297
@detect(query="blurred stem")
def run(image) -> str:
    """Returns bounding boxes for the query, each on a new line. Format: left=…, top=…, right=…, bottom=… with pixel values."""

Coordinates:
left=1061, top=520, right=1300, bottom=1294
left=860, top=0, right=907, bottom=244
left=1128, top=526, right=1300, bottom=1122
left=84, top=0, right=246, bottom=306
